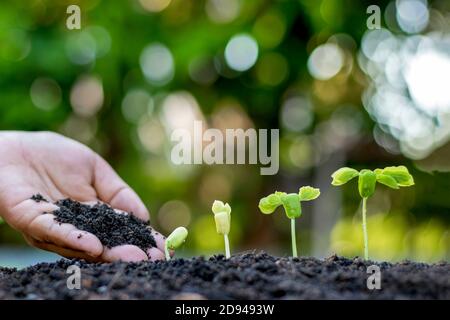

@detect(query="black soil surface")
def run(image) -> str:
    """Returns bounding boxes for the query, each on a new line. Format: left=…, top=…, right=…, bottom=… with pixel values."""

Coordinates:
left=0, top=253, right=448, bottom=300
left=32, top=194, right=156, bottom=251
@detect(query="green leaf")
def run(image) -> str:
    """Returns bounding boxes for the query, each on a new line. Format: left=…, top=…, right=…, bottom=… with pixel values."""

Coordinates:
left=258, top=193, right=283, bottom=214
left=381, top=166, right=414, bottom=187
left=280, top=193, right=302, bottom=219
left=331, top=167, right=359, bottom=186
left=358, top=169, right=377, bottom=198
left=298, top=186, right=320, bottom=201
left=166, top=227, right=188, bottom=250
left=376, top=173, right=399, bottom=189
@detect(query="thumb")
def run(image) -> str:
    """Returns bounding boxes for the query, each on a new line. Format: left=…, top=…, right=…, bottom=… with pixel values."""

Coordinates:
left=93, top=155, right=150, bottom=222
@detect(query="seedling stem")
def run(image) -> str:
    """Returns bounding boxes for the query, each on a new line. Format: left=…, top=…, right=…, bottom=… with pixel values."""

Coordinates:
left=165, top=246, right=171, bottom=261
left=224, top=234, right=230, bottom=259
left=362, top=197, right=368, bottom=260
left=291, top=218, right=298, bottom=258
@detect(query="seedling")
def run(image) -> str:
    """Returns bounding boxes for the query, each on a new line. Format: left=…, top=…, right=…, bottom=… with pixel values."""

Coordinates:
left=331, top=166, right=414, bottom=260
left=259, top=186, right=320, bottom=257
left=165, top=226, right=188, bottom=261
left=211, top=200, right=231, bottom=259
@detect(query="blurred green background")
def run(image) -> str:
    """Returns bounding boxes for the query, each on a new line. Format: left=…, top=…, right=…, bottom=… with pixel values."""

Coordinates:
left=0, top=0, right=449, bottom=265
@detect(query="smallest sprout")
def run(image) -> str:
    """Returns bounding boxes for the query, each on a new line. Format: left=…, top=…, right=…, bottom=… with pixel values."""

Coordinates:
left=211, top=200, right=231, bottom=259
left=165, top=227, right=188, bottom=261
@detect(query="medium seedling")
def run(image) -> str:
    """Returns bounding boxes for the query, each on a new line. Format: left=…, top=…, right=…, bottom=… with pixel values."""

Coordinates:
left=211, top=200, right=231, bottom=259
left=259, top=186, right=320, bottom=257
left=331, top=166, right=414, bottom=260
left=165, top=226, right=188, bottom=261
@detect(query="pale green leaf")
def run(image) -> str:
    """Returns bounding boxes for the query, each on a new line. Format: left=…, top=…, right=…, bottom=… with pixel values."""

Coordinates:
left=298, top=186, right=320, bottom=201
left=358, top=169, right=377, bottom=198
left=331, top=167, right=359, bottom=186
left=258, top=193, right=282, bottom=214
left=280, top=193, right=302, bottom=219
left=376, top=173, right=399, bottom=189
left=381, top=166, right=414, bottom=187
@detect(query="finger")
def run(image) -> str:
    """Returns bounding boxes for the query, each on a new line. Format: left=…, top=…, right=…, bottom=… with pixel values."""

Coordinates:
left=101, top=244, right=149, bottom=262
left=149, top=228, right=166, bottom=253
left=93, top=155, right=150, bottom=222
left=27, top=213, right=103, bottom=258
left=147, top=247, right=166, bottom=261
left=25, top=235, right=101, bottom=262
left=4, top=197, right=57, bottom=231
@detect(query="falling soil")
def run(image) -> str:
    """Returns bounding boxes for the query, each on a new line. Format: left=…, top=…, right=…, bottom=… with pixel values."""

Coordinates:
left=0, top=253, right=448, bottom=300
left=31, top=194, right=156, bottom=251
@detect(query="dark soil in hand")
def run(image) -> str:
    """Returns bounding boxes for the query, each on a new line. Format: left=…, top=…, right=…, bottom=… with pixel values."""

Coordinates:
left=0, top=253, right=448, bottom=300
left=31, top=194, right=156, bottom=251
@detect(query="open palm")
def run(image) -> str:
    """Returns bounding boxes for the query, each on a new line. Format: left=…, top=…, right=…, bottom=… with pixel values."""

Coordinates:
left=0, top=131, right=165, bottom=262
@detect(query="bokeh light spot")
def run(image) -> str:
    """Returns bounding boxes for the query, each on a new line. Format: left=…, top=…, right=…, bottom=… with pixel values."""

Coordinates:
left=30, top=77, right=62, bottom=111
left=122, top=89, right=153, bottom=123
left=139, top=0, right=172, bottom=12
left=280, top=96, right=313, bottom=132
left=0, top=29, right=31, bottom=62
left=396, top=0, right=429, bottom=34
left=140, top=43, right=174, bottom=86
left=253, top=11, right=286, bottom=48
left=307, top=43, right=344, bottom=80
left=225, top=34, right=259, bottom=72
left=205, top=0, right=240, bottom=24
left=157, top=200, right=191, bottom=233
left=256, top=52, right=288, bottom=86
left=70, top=75, right=104, bottom=117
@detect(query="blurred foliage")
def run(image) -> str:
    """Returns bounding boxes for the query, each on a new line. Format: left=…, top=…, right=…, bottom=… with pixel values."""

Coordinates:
left=0, top=0, right=449, bottom=262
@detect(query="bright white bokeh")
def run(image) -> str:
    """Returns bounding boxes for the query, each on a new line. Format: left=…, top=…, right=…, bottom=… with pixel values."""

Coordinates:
left=307, top=43, right=344, bottom=80
left=360, top=27, right=450, bottom=159
left=404, top=50, right=450, bottom=115
left=396, top=0, right=429, bottom=34
left=160, top=91, right=203, bottom=132
left=225, top=34, right=259, bottom=72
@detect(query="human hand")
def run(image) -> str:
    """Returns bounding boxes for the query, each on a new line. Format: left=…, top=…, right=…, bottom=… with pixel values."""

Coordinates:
left=0, top=131, right=166, bottom=262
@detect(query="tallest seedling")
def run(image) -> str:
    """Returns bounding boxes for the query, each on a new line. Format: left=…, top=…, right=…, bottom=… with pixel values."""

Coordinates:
left=259, top=186, right=320, bottom=257
left=331, top=166, right=414, bottom=260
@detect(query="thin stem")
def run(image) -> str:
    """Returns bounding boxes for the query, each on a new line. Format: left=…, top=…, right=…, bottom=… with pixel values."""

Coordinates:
left=224, top=234, right=230, bottom=259
left=291, top=218, right=298, bottom=258
left=362, top=197, right=369, bottom=260
left=165, top=244, right=171, bottom=261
